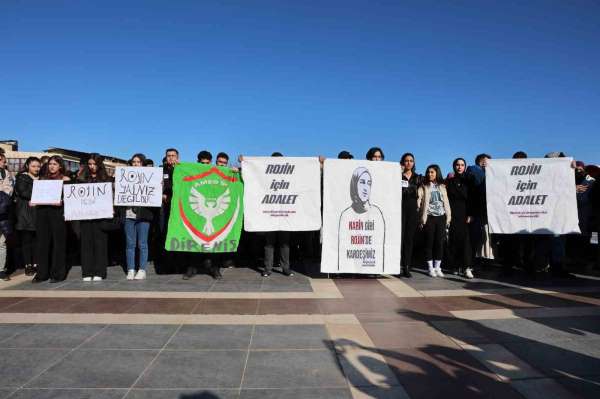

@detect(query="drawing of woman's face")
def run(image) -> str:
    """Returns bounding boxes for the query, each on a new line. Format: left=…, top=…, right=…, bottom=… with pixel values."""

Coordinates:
left=357, top=172, right=371, bottom=202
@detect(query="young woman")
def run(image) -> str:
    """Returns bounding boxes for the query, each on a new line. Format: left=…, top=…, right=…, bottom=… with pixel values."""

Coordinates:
left=418, top=165, right=452, bottom=278
left=34, top=156, right=71, bottom=283
left=14, top=157, right=41, bottom=276
left=366, top=147, right=384, bottom=161
left=124, top=153, right=153, bottom=280
left=446, top=158, right=473, bottom=278
left=400, top=153, right=422, bottom=277
left=77, top=153, right=110, bottom=281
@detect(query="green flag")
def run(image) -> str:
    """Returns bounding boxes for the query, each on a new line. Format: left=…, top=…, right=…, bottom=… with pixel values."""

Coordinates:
left=165, top=163, right=243, bottom=253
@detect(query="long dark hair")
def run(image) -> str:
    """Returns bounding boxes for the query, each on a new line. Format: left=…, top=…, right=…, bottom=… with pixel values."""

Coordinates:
left=424, top=164, right=444, bottom=186
left=366, top=147, right=384, bottom=161
left=452, top=158, right=467, bottom=175
left=21, top=156, right=41, bottom=174
left=129, top=153, right=147, bottom=166
left=42, top=155, right=67, bottom=178
left=79, top=153, right=109, bottom=182
left=400, top=152, right=416, bottom=173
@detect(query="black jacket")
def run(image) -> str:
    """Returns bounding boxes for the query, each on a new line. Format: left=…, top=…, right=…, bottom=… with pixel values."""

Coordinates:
left=446, top=174, right=469, bottom=227
left=14, top=173, right=37, bottom=231
left=402, top=173, right=422, bottom=211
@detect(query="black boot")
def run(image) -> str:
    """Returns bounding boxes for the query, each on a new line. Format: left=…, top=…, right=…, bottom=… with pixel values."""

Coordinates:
left=402, top=266, right=412, bottom=278
left=0, top=270, right=9, bottom=281
left=182, top=266, right=196, bottom=280
left=24, top=264, right=35, bottom=276
left=212, top=266, right=223, bottom=280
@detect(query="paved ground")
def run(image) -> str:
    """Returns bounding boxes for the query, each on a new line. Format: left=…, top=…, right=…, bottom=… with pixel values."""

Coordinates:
left=1, top=264, right=600, bottom=398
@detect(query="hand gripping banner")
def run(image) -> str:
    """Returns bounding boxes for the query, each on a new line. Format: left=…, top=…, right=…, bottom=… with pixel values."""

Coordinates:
left=165, top=163, right=244, bottom=253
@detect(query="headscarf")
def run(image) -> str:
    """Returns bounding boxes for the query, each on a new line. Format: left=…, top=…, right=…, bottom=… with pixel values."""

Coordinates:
left=350, top=167, right=371, bottom=214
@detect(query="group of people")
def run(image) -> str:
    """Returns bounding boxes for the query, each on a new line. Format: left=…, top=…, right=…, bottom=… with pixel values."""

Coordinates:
left=0, top=146, right=598, bottom=284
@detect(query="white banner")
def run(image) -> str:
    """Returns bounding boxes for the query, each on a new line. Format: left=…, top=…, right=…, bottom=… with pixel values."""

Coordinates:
left=31, top=180, right=64, bottom=205
left=114, top=166, right=163, bottom=207
left=486, top=158, right=580, bottom=234
left=63, top=183, right=114, bottom=221
left=242, top=157, right=322, bottom=232
left=321, top=159, right=402, bottom=274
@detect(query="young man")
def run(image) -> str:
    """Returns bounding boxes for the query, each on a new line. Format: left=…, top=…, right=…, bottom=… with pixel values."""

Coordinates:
left=0, top=154, right=14, bottom=280
left=183, top=150, right=222, bottom=280
left=160, top=148, right=179, bottom=274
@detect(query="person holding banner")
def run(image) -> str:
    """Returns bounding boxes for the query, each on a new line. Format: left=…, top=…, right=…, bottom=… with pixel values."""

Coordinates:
left=13, top=157, right=41, bottom=278
left=418, top=165, right=451, bottom=278
left=400, top=153, right=422, bottom=278
left=466, top=153, right=495, bottom=266
left=366, top=147, right=384, bottom=161
left=181, top=150, right=222, bottom=280
left=446, top=158, right=473, bottom=278
left=33, top=156, right=71, bottom=283
left=124, top=153, right=154, bottom=280
left=77, top=153, right=112, bottom=282
left=262, top=152, right=294, bottom=277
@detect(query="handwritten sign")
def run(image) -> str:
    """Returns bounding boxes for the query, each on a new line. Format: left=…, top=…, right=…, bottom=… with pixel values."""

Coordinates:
left=30, top=180, right=64, bottom=205
left=114, top=167, right=162, bottom=207
left=63, top=183, right=114, bottom=221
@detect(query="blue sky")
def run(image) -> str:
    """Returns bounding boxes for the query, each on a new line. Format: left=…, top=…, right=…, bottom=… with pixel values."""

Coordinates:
left=1, top=0, right=599, bottom=172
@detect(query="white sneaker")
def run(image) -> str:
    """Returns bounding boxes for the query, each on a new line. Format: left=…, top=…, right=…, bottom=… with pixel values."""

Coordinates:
left=435, top=267, right=445, bottom=278
left=92, top=276, right=103, bottom=282
left=429, top=268, right=437, bottom=278
left=126, top=270, right=135, bottom=280
left=82, top=277, right=92, bottom=282
left=134, top=270, right=146, bottom=280
left=465, top=268, right=474, bottom=279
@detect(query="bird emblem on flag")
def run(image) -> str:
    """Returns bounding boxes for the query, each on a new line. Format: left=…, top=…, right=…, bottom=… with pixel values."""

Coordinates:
left=189, top=186, right=231, bottom=235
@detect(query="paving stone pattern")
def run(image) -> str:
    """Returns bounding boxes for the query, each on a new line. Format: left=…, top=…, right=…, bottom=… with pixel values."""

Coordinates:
left=2, top=264, right=600, bottom=398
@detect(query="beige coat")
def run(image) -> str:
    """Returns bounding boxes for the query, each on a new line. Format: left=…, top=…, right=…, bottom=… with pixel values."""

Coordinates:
left=417, top=183, right=451, bottom=226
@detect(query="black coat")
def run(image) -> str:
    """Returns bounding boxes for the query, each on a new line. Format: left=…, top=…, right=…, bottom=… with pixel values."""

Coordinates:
left=446, top=173, right=472, bottom=267
left=447, top=174, right=469, bottom=230
left=14, top=173, right=37, bottom=231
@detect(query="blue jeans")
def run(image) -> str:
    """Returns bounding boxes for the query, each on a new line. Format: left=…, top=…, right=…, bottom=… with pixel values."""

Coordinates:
left=124, top=219, right=150, bottom=271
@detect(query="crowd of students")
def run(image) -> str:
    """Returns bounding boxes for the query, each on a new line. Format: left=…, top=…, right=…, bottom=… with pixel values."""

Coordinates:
left=0, top=146, right=598, bottom=284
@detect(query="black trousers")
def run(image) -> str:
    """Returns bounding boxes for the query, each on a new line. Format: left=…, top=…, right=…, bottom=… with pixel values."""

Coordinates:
left=502, top=234, right=534, bottom=272
left=448, top=220, right=471, bottom=269
left=264, top=231, right=290, bottom=273
left=35, top=207, right=66, bottom=281
left=401, top=205, right=418, bottom=268
left=19, top=230, right=37, bottom=266
left=423, top=215, right=446, bottom=261
left=80, top=220, right=108, bottom=279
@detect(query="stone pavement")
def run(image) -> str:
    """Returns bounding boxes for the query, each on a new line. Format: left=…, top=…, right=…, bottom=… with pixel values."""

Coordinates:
left=1, top=265, right=600, bottom=398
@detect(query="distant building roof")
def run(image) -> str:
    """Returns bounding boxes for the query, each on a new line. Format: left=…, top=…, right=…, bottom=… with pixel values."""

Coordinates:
left=45, top=147, right=128, bottom=164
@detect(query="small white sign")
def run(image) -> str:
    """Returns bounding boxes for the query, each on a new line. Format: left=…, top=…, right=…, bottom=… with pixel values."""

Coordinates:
left=63, top=183, right=114, bottom=221
left=30, top=180, right=64, bottom=205
left=114, top=166, right=163, bottom=207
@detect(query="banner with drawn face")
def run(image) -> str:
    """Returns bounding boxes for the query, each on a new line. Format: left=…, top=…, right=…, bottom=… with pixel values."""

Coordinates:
left=321, top=159, right=402, bottom=274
